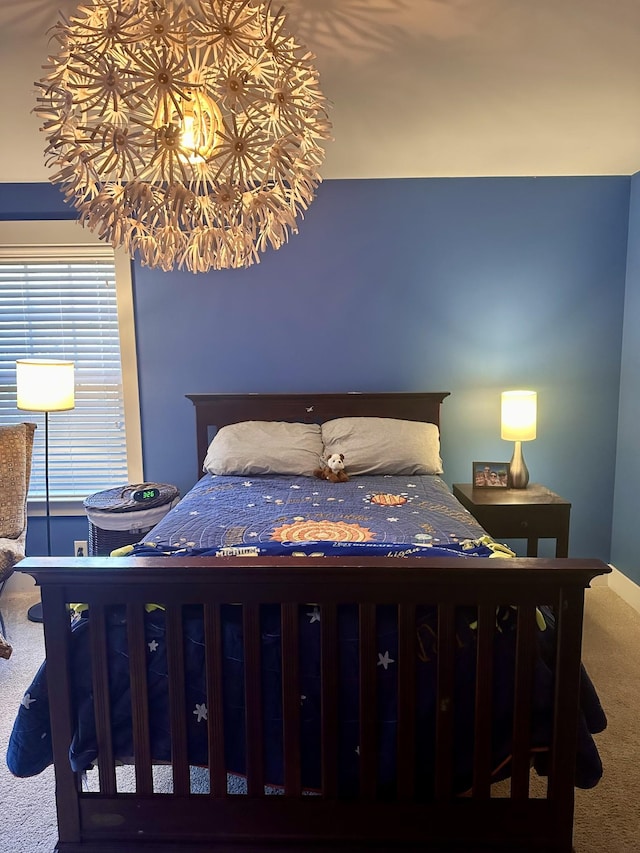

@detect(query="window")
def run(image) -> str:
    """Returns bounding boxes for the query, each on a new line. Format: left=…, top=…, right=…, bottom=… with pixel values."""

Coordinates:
left=0, top=221, right=142, bottom=508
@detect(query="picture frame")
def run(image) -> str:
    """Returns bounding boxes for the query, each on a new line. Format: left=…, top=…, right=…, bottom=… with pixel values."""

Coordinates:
left=472, top=461, right=511, bottom=489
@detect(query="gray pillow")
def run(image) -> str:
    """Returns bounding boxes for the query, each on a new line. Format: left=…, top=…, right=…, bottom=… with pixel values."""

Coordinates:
left=203, top=421, right=323, bottom=476
left=321, top=417, right=443, bottom=476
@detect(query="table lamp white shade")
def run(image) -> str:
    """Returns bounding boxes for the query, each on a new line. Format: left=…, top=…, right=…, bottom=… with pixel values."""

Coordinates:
left=501, top=390, right=537, bottom=488
left=16, top=359, right=75, bottom=412
left=501, top=390, right=537, bottom=442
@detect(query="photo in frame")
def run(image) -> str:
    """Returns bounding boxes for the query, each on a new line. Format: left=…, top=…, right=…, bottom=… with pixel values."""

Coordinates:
left=473, top=461, right=511, bottom=488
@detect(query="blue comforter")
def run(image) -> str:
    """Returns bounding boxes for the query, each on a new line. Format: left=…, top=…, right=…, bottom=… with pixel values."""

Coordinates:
left=6, top=475, right=607, bottom=793
left=135, top=473, right=490, bottom=552
left=6, top=599, right=606, bottom=792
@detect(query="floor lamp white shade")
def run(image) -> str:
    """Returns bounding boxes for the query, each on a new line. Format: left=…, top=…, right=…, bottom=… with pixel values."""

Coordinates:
left=16, top=359, right=75, bottom=622
left=16, top=359, right=75, bottom=412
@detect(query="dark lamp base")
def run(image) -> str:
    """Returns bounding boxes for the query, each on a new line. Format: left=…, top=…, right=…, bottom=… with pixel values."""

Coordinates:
left=27, top=601, right=44, bottom=623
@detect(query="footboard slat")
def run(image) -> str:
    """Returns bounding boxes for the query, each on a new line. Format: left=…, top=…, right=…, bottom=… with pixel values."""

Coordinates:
left=435, top=603, right=456, bottom=800
left=549, top=586, right=587, bottom=849
left=320, top=603, right=339, bottom=798
left=126, top=604, right=153, bottom=795
left=512, top=603, right=536, bottom=799
left=281, top=603, right=301, bottom=796
left=397, top=603, right=417, bottom=800
left=359, top=603, right=377, bottom=801
left=40, top=589, right=81, bottom=844
left=244, top=603, right=264, bottom=796
left=204, top=603, right=227, bottom=798
left=165, top=603, right=190, bottom=795
left=89, top=603, right=116, bottom=796
left=473, top=602, right=495, bottom=798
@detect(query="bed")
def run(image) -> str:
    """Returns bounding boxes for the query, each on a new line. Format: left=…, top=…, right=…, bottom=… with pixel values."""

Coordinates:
left=8, top=392, right=609, bottom=852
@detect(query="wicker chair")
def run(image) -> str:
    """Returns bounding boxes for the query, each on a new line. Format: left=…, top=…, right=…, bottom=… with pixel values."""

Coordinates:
left=0, top=422, right=37, bottom=658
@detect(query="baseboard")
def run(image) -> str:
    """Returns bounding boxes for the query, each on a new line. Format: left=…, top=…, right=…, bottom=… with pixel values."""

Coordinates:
left=604, top=564, right=640, bottom=616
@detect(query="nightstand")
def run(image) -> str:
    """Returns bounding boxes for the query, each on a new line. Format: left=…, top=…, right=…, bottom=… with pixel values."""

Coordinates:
left=452, top=483, right=571, bottom=557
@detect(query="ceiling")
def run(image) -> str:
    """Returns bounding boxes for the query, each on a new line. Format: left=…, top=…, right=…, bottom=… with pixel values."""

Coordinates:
left=1, top=0, right=640, bottom=183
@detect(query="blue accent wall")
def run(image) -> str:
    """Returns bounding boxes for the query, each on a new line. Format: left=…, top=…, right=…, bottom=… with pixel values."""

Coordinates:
left=612, top=172, right=640, bottom=584
left=0, top=184, right=93, bottom=557
left=25, top=516, right=90, bottom=559
left=0, top=183, right=72, bottom=219
left=1, top=177, right=630, bottom=562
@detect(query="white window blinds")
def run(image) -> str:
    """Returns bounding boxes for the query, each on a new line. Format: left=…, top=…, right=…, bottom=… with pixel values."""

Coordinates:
left=0, top=246, right=129, bottom=500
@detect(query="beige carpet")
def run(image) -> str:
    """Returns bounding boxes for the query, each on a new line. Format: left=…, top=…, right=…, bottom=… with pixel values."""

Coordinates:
left=1, top=586, right=639, bottom=852
left=572, top=586, right=640, bottom=852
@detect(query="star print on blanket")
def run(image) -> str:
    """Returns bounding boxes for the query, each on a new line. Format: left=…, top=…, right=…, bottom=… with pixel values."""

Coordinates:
left=131, top=473, right=492, bottom=553
left=7, top=600, right=606, bottom=794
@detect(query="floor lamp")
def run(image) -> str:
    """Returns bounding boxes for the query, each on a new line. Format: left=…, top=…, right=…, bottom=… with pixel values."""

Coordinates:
left=16, top=359, right=75, bottom=623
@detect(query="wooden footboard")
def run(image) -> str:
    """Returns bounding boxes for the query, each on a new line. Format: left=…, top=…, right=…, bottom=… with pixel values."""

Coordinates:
left=18, top=555, right=609, bottom=853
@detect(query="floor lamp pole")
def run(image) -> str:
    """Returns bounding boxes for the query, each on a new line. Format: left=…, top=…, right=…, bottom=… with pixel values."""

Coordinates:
left=27, top=411, right=50, bottom=623
left=44, top=411, right=51, bottom=557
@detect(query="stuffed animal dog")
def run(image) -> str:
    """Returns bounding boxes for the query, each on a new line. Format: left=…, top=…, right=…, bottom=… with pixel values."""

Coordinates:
left=313, top=452, right=349, bottom=483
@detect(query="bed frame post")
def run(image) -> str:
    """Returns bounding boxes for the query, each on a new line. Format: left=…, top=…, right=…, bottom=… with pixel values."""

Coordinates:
left=549, top=584, right=588, bottom=852
left=40, top=586, right=82, bottom=846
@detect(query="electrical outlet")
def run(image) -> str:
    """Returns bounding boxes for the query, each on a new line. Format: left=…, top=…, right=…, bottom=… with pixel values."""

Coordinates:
left=74, top=540, right=88, bottom=557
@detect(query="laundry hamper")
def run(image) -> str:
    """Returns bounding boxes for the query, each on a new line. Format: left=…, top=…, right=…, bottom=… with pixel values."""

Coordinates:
left=83, top=483, right=180, bottom=556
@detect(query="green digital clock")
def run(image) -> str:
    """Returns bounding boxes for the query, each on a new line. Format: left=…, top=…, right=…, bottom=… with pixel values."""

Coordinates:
left=132, top=486, right=160, bottom=502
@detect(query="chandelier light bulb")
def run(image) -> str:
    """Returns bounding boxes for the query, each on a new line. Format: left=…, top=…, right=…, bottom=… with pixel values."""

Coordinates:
left=34, top=0, right=332, bottom=273
left=177, top=89, right=223, bottom=163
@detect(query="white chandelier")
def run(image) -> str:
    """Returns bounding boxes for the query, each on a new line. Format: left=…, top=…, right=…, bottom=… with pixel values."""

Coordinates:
left=35, top=0, right=332, bottom=272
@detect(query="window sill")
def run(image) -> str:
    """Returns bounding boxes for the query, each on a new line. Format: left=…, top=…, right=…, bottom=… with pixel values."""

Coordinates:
left=27, top=498, right=87, bottom=517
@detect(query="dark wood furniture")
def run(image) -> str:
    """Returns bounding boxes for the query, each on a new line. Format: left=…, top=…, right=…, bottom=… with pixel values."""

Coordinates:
left=16, top=392, right=609, bottom=853
left=452, top=483, right=571, bottom=558
left=184, top=391, right=451, bottom=484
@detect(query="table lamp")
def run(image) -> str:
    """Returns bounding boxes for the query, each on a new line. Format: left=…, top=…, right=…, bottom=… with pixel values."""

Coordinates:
left=501, top=390, right=537, bottom=489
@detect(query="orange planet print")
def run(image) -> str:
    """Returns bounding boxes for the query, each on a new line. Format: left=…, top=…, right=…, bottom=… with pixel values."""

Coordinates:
left=271, top=520, right=375, bottom=542
left=370, top=493, right=408, bottom=506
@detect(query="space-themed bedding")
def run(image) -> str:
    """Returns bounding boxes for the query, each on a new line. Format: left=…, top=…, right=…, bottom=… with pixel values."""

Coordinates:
left=6, top=474, right=607, bottom=792
left=7, top=596, right=606, bottom=791
left=129, top=472, right=493, bottom=554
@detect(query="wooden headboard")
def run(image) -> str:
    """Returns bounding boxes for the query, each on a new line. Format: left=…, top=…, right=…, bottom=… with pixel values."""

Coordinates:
left=186, top=391, right=450, bottom=477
